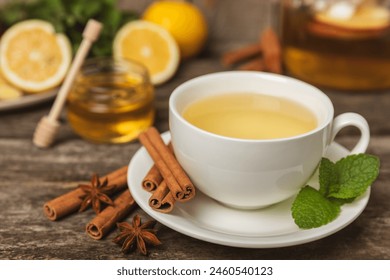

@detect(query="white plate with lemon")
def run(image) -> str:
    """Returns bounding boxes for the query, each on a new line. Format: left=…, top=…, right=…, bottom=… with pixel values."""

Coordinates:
left=0, top=89, right=57, bottom=112
left=0, top=19, right=71, bottom=111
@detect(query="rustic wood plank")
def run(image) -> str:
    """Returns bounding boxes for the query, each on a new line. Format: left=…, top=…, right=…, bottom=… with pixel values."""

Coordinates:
left=0, top=136, right=388, bottom=259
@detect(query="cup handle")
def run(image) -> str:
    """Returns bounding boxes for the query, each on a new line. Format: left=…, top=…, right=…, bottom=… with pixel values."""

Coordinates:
left=330, top=112, right=370, bottom=154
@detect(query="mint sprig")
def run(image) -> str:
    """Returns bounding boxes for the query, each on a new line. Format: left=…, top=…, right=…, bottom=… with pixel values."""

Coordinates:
left=0, top=0, right=138, bottom=57
left=292, top=154, right=380, bottom=229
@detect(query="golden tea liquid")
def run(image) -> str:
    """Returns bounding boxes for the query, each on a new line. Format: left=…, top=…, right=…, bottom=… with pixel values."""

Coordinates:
left=67, top=71, right=154, bottom=143
left=182, top=93, right=317, bottom=140
left=282, top=1, right=390, bottom=90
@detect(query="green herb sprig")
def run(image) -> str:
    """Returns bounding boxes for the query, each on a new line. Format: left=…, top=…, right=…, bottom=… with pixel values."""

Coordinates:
left=0, top=0, right=138, bottom=57
left=292, top=154, right=380, bottom=229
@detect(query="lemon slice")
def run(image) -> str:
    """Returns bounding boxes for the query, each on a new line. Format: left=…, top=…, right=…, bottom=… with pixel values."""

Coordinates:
left=0, top=83, right=22, bottom=100
left=113, top=20, right=180, bottom=85
left=0, top=71, right=22, bottom=100
left=0, top=19, right=72, bottom=93
left=315, top=5, right=390, bottom=30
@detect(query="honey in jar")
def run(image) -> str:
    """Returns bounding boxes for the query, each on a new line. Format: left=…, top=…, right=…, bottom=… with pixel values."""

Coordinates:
left=67, top=58, right=154, bottom=143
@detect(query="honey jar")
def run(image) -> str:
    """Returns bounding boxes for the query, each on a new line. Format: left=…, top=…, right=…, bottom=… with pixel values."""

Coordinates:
left=67, top=57, right=155, bottom=143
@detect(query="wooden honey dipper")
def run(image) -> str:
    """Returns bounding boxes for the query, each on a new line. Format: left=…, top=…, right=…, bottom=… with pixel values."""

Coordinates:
left=33, top=19, right=103, bottom=148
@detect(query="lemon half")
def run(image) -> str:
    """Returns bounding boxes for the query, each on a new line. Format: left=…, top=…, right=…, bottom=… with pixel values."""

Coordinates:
left=113, top=20, right=180, bottom=85
left=0, top=19, right=72, bottom=93
left=315, top=5, right=390, bottom=30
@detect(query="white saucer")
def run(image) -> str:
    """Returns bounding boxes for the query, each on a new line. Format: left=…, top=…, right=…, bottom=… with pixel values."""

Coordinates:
left=128, top=132, right=370, bottom=248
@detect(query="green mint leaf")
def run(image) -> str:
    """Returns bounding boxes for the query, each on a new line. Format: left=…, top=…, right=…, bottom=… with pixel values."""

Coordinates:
left=319, top=157, right=337, bottom=196
left=292, top=186, right=340, bottom=229
left=328, top=197, right=355, bottom=206
left=327, top=154, right=380, bottom=200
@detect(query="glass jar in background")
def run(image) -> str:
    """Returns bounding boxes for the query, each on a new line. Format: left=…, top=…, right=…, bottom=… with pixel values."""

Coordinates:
left=67, top=57, right=155, bottom=144
left=281, top=0, right=390, bottom=90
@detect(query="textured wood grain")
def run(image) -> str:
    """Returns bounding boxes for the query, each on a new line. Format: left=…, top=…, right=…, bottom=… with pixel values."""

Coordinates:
left=0, top=136, right=389, bottom=260
left=1, top=0, right=389, bottom=260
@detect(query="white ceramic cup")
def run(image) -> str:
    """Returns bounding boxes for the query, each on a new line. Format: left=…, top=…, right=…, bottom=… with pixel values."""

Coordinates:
left=169, top=72, right=370, bottom=209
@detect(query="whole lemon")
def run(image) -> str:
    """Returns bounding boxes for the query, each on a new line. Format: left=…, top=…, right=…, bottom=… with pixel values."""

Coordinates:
left=143, top=1, right=208, bottom=59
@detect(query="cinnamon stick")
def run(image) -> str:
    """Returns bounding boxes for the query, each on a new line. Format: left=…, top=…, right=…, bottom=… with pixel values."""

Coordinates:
left=86, top=189, right=136, bottom=240
left=221, top=43, right=262, bottom=67
left=238, top=57, right=265, bottom=71
left=43, top=188, right=85, bottom=221
left=143, top=143, right=176, bottom=213
left=142, top=143, right=173, bottom=192
left=43, top=166, right=128, bottom=221
left=138, top=127, right=195, bottom=202
left=142, top=164, right=163, bottom=192
left=260, top=27, right=282, bottom=74
left=148, top=181, right=176, bottom=213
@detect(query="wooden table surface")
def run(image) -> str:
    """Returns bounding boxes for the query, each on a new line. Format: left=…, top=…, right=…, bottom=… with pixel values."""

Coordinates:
left=1, top=0, right=389, bottom=260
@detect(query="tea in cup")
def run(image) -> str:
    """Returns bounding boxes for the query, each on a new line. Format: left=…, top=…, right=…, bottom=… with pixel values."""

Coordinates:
left=169, top=71, right=370, bottom=209
left=182, top=92, right=317, bottom=140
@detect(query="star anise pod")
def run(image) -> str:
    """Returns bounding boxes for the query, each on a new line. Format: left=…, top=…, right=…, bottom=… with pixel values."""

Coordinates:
left=113, top=215, right=161, bottom=255
left=78, top=173, right=116, bottom=214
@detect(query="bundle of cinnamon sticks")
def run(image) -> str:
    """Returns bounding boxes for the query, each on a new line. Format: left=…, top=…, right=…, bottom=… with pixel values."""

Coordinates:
left=138, top=127, right=196, bottom=214
left=221, top=27, right=282, bottom=73
left=43, top=166, right=136, bottom=240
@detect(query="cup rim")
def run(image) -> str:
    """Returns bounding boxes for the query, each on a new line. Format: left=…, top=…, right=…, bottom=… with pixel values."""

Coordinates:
left=169, top=71, right=334, bottom=143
